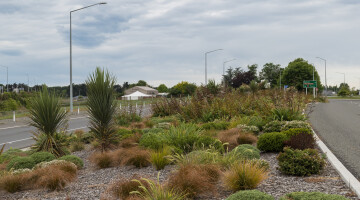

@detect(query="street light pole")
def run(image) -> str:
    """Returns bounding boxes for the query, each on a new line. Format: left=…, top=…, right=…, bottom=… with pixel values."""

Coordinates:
left=70, top=2, right=107, bottom=112
left=0, top=65, right=8, bottom=92
left=316, top=57, right=327, bottom=97
left=205, top=49, right=223, bottom=85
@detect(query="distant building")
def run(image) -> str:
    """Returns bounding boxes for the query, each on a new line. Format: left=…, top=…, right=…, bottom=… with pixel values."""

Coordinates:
left=124, top=86, right=158, bottom=96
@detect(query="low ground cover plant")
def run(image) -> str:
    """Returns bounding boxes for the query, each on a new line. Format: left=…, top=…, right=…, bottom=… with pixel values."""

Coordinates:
left=6, top=157, right=36, bottom=171
left=58, top=155, right=84, bottom=169
left=277, top=147, right=325, bottom=176
left=280, top=192, right=349, bottom=200
left=30, top=152, right=56, bottom=164
left=263, top=120, right=286, bottom=133
left=281, top=120, right=311, bottom=131
left=230, top=144, right=261, bottom=160
left=226, top=190, right=274, bottom=200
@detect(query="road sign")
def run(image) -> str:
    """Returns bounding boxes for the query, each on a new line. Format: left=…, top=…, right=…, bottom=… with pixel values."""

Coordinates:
left=303, top=80, right=317, bottom=88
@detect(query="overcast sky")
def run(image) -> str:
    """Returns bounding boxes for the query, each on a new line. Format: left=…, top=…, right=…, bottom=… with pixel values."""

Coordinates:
left=1, top=0, right=360, bottom=88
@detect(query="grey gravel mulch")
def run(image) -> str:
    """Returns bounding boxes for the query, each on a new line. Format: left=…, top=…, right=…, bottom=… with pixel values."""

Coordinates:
left=1, top=146, right=359, bottom=200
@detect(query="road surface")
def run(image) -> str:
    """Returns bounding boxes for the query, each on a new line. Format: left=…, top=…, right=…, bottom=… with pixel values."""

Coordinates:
left=309, top=99, right=360, bottom=179
left=0, top=116, right=89, bottom=151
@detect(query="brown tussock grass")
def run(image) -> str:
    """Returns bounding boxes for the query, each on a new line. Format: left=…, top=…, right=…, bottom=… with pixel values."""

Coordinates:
left=119, top=133, right=142, bottom=148
left=109, top=174, right=149, bottom=200
left=167, top=164, right=221, bottom=198
left=218, top=128, right=241, bottom=150
left=237, top=133, right=258, bottom=145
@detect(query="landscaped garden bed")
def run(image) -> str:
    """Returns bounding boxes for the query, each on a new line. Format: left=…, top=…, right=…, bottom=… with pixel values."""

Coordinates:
left=0, top=68, right=358, bottom=200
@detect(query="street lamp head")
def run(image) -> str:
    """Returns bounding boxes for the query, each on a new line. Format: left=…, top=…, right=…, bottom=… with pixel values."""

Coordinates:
left=99, top=2, right=107, bottom=5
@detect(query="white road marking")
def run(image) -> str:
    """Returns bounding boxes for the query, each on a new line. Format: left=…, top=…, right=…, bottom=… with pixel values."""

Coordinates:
left=0, top=116, right=89, bottom=130
left=0, top=125, right=28, bottom=130
left=67, top=126, right=88, bottom=132
left=0, top=137, right=32, bottom=145
left=1, top=126, right=89, bottom=146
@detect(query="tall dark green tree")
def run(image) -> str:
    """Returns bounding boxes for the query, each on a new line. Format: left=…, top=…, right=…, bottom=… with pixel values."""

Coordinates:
left=260, top=63, right=281, bottom=87
left=86, top=68, right=117, bottom=152
left=282, top=58, right=321, bottom=91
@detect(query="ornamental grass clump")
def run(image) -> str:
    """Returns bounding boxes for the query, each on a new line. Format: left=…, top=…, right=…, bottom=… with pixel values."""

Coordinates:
left=222, top=161, right=269, bottom=191
left=110, top=174, right=149, bottom=200
left=167, top=164, right=221, bottom=198
left=130, top=174, right=187, bottom=200
left=217, top=128, right=241, bottom=151
left=90, top=151, right=114, bottom=169
left=28, top=86, right=68, bottom=157
left=237, top=133, right=258, bottom=145
left=150, top=146, right=172, bottom=170
left=86, top=68, right=117, bottom=152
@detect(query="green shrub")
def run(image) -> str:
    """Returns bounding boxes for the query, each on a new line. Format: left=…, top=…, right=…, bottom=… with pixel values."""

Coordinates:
left=58, top=155, right=84, bottom=169
left=0, top=149, right=25, bottom=164
left=195, top=136, right=224, bottom=153
left=226, top=190, right=274, bottom=200
left=6, top=157, right=36, bottom=171
left=230, top=144, right=260, bottom=160
left=277, top=147, right=325, bottom=176
left=201, top=120, right=230, bottom=130
left=115, top=109, right=141, bottom=126
left=263, top=121, right=286, bottom=133
left=30, top=152, right=56, bottom=164
left=163, top=123, right=203, bottom=153
left=280, top=192, right=349, bottom=200
left=281, top=121, right=311, bottom=132
left=257, top=132, right=287, bottom=152
left=282, top=128, right=312, bottom=138
left=81, top=132, right=95, bottom=144
left=116, top=128, right=133, bottom=138
left=139, top=132, right=166, bottom=150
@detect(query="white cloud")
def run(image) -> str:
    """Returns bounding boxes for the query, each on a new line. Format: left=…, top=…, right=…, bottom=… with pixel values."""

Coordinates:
left=0, top=0, right=360, bottom=88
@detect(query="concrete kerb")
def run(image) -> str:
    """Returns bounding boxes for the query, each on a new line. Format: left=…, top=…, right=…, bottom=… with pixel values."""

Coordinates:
left=312, top=128, right=360, bottom=198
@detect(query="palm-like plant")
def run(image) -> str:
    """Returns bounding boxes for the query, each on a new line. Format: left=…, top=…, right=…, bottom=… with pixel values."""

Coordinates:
left=86, top=67, right=117, bottom=152
left=29, top=86, right=68, bottom=157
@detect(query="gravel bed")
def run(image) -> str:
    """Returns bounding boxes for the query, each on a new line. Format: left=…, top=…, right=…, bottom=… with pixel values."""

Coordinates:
left=1, top=146, right=359, bottom=200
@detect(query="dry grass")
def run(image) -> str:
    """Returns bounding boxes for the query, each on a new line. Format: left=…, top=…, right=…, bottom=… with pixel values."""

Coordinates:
left=167, top=164, right=221, bottom=198
left=237, top=133, right=258, bottom=145
left=109, top=174, right=149, bottom=200
left=90, top=146, right=151, bottom=169
left=0, top=161, right=78, bottom=193
left=217, top=128, right=241, bottom=151
left=130, top=122, right=146, bottom=129
left=222, top=161, right=268, bottom=191
left=119, top=133, right=142, bottom=148
left=90, top=151, right=114, bottom=169
left=0, top=174, right=26, bottom=193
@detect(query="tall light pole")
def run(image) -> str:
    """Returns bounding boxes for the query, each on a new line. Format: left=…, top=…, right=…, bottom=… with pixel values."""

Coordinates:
left=336, top=72, right=345, bottom=85
left=27, top=74, right=30, bottom=92
left=223, top=59, right=236, bottom=76
left=205, top=49, right=223, bottom=85
left=0, top=65, right=8, bottom=92
left=70, top=2, right=107, bottom=112
left=316, top=57, right=327, bottom=97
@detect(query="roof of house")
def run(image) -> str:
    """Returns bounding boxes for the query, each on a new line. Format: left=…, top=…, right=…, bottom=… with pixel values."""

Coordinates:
left=133, top=86, right=157, bottom=91
left=123, top=91, right=152, bottom=97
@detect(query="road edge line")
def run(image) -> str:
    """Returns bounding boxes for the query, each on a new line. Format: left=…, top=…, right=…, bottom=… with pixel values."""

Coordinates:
left=312, top=128, right=360, bottom=198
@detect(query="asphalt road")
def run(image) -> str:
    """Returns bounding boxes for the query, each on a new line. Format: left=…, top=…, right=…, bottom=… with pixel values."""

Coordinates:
left=0, top=116, right=89, bottom=151
left=309, top=99, right=360, bottom=179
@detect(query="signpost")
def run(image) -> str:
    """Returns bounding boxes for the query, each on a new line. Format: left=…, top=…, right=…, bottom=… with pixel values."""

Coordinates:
left=303, top=80, right=317, bottom=96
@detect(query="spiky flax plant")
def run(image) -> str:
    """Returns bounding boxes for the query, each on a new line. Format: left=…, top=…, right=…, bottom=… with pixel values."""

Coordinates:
left=29, top=86, right=68, bottom=157
left=86, top=67, right=117, bottom=152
